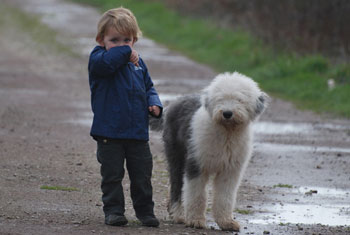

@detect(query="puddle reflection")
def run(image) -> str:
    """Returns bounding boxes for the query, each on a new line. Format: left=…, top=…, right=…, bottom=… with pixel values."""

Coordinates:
left=257, top=142, right=350, bottom=154
left=254, top=121, right=350, bottom=135
left=250, top=186, right=350, bottom=226
left=296, top=186, right=350, bottom=198
left=254, top=122, right=313, bottom=134
left=250, top=203, right=350, bottom=226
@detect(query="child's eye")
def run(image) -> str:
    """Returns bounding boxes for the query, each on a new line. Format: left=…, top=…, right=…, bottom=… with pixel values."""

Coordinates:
left=125, top=38, right=131, bottom=42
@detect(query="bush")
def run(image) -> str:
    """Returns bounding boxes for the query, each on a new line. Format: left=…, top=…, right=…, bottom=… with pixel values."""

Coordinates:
left=162, top=0, right=350, bottom=61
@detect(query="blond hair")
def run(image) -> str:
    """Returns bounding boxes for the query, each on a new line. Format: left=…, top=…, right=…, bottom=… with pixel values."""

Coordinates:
left=96, top=7, right=142, bottom=43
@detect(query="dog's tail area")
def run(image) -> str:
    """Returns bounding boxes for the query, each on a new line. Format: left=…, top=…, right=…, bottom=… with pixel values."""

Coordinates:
left=149, top=115, right=164, bottom=131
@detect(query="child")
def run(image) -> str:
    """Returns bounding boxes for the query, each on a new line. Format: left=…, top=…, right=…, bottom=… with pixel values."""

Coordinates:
left=88, top=7, right=162, bottom=227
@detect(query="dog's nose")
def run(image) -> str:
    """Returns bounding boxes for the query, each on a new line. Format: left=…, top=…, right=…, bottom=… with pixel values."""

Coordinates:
left=223, top=111, right=233, bottom=119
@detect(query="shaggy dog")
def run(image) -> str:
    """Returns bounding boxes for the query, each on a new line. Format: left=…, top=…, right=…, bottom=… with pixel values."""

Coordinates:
left=161, top=72, right=268, bottom=231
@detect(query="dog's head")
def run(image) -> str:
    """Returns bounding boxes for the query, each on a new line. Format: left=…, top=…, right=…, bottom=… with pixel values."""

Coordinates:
left=202, top=72, right=268, bottom=128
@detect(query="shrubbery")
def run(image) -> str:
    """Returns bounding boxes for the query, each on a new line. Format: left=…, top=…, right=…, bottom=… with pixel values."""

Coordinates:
left=163, top=0, right=350, bottom=61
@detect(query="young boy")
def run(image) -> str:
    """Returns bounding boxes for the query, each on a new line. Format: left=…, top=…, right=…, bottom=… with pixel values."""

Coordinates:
left=88, top=7, right=162, bottom=227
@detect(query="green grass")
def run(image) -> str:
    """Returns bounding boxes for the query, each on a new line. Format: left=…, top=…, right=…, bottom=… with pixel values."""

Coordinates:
left=279, top=222, right=290, bottom=226
left=40, top=185, right=79, bottom=192
left=75, top=0, right=350, bottom=117
left=273, top=184, right=293, bottom=189
left=235, top=209, right=253, bottom=215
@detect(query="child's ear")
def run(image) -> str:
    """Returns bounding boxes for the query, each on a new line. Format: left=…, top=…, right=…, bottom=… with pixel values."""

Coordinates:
left=96, top=35, right=104, bottom=47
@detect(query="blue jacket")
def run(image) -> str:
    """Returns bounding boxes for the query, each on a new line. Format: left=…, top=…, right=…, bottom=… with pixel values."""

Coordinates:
left=88, top=45, right=163, bottom=141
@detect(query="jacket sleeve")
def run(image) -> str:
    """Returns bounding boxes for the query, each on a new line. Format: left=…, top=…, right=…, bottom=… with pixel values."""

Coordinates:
left=88, top=46, right=132, bottom=77
left=140, top=58, right=163, bottom=118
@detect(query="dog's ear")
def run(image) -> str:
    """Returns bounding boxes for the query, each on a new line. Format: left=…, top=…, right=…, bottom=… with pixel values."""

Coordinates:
left=255, top=92, right=269, bottom=116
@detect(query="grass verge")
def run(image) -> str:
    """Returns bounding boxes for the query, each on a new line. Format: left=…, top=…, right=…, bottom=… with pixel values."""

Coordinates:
left=78, top=0, right=349, bottom=117
left=273, top=184, right=293, bottom=189
left=235, top=209, right=253, bottom=215
left=40, top=185, right=79, bottom=192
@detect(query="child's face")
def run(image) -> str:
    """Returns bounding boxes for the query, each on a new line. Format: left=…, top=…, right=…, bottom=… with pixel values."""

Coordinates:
left=98, top=27, right=135, bottom=51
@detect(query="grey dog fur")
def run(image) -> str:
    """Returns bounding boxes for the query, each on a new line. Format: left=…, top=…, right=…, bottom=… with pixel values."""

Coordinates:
left=161, top=95, right=202, bottom=206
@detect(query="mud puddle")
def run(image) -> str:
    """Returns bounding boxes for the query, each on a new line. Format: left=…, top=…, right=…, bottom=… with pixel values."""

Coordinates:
left=250, top=186, right=350, bottom=226
left=254, top=121, right=350, bottom=135
left=257, top=142, right=350, bottom=155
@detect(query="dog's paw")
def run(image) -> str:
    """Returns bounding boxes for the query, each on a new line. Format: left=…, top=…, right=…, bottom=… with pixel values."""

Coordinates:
left=169, top=203, right=185, bottom=224
left=217, top=219, right=240, bottom=232
left=186, top=219, right=206, bottom=229
left=172, top=215, right=185, bottom=224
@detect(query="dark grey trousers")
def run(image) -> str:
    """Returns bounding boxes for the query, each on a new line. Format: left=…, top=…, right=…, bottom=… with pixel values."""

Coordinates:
left=96, top=138, right=155, bottom=218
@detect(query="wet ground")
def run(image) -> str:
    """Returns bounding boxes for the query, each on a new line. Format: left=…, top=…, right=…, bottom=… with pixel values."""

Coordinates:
left=0, top=0, right=349, bottom=234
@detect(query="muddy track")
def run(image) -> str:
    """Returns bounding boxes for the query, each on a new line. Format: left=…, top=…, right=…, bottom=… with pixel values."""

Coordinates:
left=0, top=0, right=349, bottom=234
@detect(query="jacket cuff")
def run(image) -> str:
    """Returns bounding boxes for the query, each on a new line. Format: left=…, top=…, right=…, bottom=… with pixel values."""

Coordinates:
left=148, top=95, right=163, bottom=118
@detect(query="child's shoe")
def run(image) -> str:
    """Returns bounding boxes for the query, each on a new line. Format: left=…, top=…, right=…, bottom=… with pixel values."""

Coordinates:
left=105, top=214, right=128, bottom=226
left=138, top=216, right=160, bottom=227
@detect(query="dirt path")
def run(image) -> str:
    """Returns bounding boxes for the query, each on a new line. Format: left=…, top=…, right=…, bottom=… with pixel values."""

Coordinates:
left=0, top=0, right=349, bottom=234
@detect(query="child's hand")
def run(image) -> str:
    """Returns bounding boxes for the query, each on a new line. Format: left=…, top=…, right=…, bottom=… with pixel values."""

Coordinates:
left=149, top=106, right=161, bottom=117
left=130, top=49, right=139, bottom=67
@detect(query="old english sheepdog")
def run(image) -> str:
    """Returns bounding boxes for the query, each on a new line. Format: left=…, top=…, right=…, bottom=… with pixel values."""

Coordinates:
left=162, top=72, right=268, bottom=231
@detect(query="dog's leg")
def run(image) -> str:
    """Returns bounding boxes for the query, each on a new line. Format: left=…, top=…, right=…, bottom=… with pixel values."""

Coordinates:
left=212, top=172, right=241, bottom=232
left=164, top=142, right=186, bottom=223
left=183, top=174, right=209, bottom=229
left=169, top=200, right=185, bottom=223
